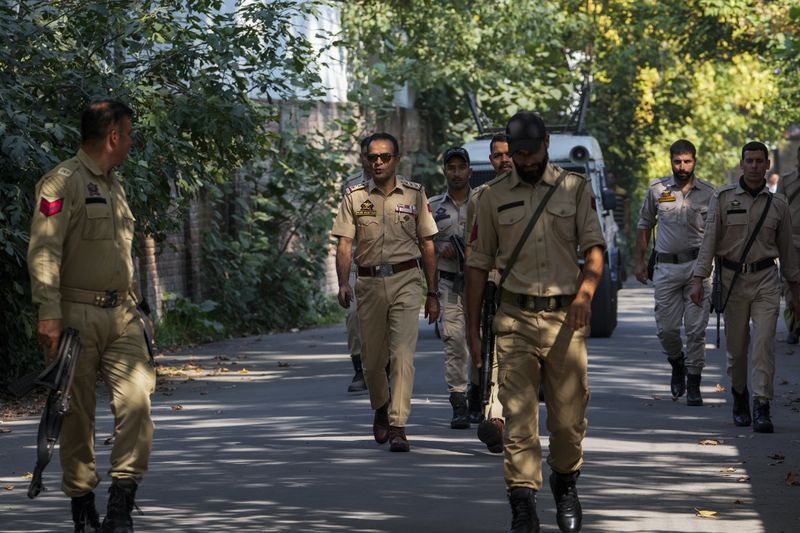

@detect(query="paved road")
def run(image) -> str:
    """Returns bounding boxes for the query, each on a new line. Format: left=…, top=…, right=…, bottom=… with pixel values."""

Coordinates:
left=2, top=284, right=800, bottom=532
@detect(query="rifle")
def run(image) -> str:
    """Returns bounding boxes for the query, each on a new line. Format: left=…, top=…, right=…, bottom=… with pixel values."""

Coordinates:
left=480, top=281, right=498, bottom=411
left=10, top=328, right=82, bottom=499
left=449, top=234, right=466, bottom=295
left=711, top=257, right=723, bottom=348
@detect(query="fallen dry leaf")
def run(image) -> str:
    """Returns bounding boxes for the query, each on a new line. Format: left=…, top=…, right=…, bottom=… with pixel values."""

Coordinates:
left=3, top=485, right=14, bottom=491
left=170, top=404, right=184, bottom=411
left=0, top=428, right=12, bottom=434
left=714, top=383, right=727, bottom=392
left=278, top=361, right=290, bottom=368
left=780, top=379, right=789, bottom=385
left=737, top=476, right=750, bottom=483
left=721, top=467, right=737, bottom=473
left=734, top=499, right=744, bottom=505
left=768, top=452, right=785, bottom=461
left=786, top=472, right=799, bottom=486
left=699, top=439, right=723, bottom=446
left=695, top=508, right=718, bottom=519
left=238, top=368, right=249, bottom=374
left=23, top=472, right=32, bottom=479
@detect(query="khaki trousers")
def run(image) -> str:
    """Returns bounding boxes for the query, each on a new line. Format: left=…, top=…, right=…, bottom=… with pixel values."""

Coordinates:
left=723, top=266, right=781, bottom=399
left=346, top=268, right=362, bottom=358
left=438, top=276, right=469, bottom=393
left=652, top=260, right=712, bottom=372
left=782, top=277, right=799, bottom=335
left=494, top=299, right=589, bottom=491
left=60, top=299, right=156, bottom=497
left=355, top=268, right=422, bottom=427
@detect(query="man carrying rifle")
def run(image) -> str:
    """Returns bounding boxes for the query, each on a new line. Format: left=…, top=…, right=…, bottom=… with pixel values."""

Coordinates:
left=691, top=141, right=800, bottom=433
left=430, top=147, right=472, bottom=429
left=27, top=100, right=155, bottom=533
left=634, top=140, right=715, bottom=405
left=466, top=112, right=605, bottom=533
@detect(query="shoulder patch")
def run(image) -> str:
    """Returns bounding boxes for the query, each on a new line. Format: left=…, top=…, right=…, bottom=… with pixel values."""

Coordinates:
left=346, top=183, right=367, bottom=195
left=57, top=167, right=73, bottom=177
left=428, top=193, right=445, bottom=203
left=401, top=179, right=422, bottom=190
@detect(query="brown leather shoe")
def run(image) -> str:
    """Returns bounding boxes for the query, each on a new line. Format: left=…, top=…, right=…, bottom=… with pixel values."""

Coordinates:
left=388, top=425, right=410, bottom=452
left=373, top=403, right=390, bottom=444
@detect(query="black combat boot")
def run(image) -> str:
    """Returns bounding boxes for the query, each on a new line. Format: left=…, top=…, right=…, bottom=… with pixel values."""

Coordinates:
left=668, top=355, right=686, bottom=398
left=347, top=354, right=366, bottom=392
left=731, top=386, right=751, bottom=427
left=449, top=391, right=470, bottom=429
left=550, top=470, right=582, bottom=532
left=686, top=373, right=703, bottom=406
left=507, top=487, right=540, bottom=533
left=101, top=479, right=139, bottom=533
left=71, top=491, right=101, bottom=533
left=752, top=398, right=774, bottom=433
left=467, top=383, right=484, bottom=424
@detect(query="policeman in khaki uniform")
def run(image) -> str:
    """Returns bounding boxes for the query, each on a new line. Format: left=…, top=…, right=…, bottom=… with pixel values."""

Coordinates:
left=464, top=132, right=512, bottom=453
left=691, top=141, right=800, bottom=434
left=332, top=132, right=439, bottom=452
left=635, top=140, right=715, bottom=405
left=430, top=147, right=472, bottom=429
left=776, top=145, right=800, bottom=343
left=27, top=100, right=154, bottom=533
left=466, top=112, right=605, bottom=533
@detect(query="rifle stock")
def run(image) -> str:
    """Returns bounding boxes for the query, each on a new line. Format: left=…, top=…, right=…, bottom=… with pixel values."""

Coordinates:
left=480, top=282, right=498, bottom=410
left=449, top=234, right=466, bottom=295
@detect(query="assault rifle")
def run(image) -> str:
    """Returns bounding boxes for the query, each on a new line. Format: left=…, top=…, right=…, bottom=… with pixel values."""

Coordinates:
left=711, top=257, right=723, bottom=348
left=9, top=328, right=81, bottom=499
left=449, top=234, right=466, bottom=295
left=480, top=281, right=498, bottom=410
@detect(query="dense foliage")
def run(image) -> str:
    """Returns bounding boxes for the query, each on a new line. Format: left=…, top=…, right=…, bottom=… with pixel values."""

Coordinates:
left=0, top=0, right=347, bottom=380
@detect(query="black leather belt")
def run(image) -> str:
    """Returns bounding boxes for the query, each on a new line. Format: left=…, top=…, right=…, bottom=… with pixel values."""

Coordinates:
left=358, top=259, right=419, bottom=277
left=438, top=270, right=457, bottom=281
left=656, top=248, right=699, bottom=264
left=721, top=257, right=776, bottom=273
left=501, top=291, right=575, bottom=313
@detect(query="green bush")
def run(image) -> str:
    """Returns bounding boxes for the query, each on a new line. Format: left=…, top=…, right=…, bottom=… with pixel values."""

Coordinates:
left=155, top=292, right=226, bottom=348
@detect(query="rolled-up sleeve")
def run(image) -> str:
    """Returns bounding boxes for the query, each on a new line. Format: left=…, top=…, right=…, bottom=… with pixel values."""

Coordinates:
left=331, top=194, right=355, bottom=239
left=637, top=187, right=656, bottom=231
left=465, top=192, right=497, bottom=271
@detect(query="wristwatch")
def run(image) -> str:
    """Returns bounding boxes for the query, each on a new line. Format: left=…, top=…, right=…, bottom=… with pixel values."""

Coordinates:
left=427, top=291, right=441, bottom=298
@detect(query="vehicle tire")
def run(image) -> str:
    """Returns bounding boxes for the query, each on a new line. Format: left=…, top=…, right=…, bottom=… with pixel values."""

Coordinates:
left=590, top=267, right=617, bottom=338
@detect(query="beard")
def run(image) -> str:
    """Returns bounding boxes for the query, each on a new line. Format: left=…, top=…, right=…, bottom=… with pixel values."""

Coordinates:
left=673, top=169, right=694, bottom=182
left=517, top=154, right=549, bottom=183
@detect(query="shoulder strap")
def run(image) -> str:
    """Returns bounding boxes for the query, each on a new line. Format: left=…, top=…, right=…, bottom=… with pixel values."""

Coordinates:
left=720, top=192, right=773, bottom=311
left=498, top=169, right=568, bottom=289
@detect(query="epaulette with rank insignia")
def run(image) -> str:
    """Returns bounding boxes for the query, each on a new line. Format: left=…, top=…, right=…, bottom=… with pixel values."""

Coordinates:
left=346, top=182, right=367, bottom=195
left=401, top=179, right=422, bottom=190
left=487, top=171, right=511, bottom=188
left=428, top=193, right=445, bottom=204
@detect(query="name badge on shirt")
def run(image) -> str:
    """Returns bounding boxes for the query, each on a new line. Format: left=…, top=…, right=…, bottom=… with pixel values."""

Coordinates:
left=658, top=191, right=676, bottom=203
left=395, top=204, right=418, bottom=216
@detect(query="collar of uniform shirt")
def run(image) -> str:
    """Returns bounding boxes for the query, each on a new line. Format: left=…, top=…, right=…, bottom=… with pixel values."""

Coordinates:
left=738, top=176, right=767, bottom=197
left=508, top=164, right=560, bottom=189
left=77, top=149, right=107, bottom=179
left=666, top=174, right=700, bottom=190
left=367, top=177, right=404, bottom=195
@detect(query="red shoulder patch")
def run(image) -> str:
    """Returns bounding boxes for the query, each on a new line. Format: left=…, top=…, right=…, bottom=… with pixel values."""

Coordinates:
left=469, top=223, right=478, bottom=243
left=39, top=197, right=64, bottom=217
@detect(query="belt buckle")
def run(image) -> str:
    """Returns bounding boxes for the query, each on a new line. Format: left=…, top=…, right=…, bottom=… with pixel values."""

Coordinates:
left=741, top=264, right=749, bottom=273
left=545, top=296, right=558, bottom=312
left=377, top=264, right=394, bottom=277
left=101, top=290, right=119, bottom=308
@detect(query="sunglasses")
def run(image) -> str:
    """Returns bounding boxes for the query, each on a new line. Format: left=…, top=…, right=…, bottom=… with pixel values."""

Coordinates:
left=366, top=153, right=395, bottom=163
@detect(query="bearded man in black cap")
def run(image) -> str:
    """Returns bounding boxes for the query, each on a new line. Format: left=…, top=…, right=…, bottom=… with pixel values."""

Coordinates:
left=466, top=111, right=606, bottom=533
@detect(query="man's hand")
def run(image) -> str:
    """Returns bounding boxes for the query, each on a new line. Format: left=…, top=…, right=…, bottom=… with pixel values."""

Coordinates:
left=468, top=330, right=482, bottom=368
left=634, top=260, right=649, bottom=284
left=424, top=295, right=440, bottom=324
left=565, top=293, right=592, bottom=330
left=438, top=243, right=456, bottom=259
left=689, top=277, right=704, bottom=307
left=37, top=319, right=63, bottom=363
left=338, top=285, right=354, bottom=308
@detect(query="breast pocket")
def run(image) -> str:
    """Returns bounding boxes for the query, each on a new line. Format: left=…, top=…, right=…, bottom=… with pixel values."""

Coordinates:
left=657, top=202, right=679, bottom=223
left=724, top=212, right=748, bottom=241
left=397, top=213, right=418, bottom=239
left=83, top=203, right=113, bottom=240
left=546, top=202, right=577, bottom=243
left=356, top=218, right=381, bottom=241
left=689, top=205, right=709, bottom=231
left=762, top=214, right=780, bottom=244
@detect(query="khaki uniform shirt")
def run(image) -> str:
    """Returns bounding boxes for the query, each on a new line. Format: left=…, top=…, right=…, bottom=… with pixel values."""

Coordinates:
left=466, top=164, right=606, bottom=296
left=776, top=169, right=800, bottom=247
left=28, top=150, right=137, bottom=320
left=331, top=177, right=438, bottom=266
left=694, top=182, right=800, bottom=281
left=637, top=175, right=715, bottom=254
left=430, top=190, right=469, bottom=273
